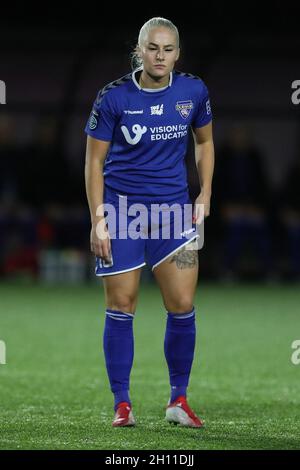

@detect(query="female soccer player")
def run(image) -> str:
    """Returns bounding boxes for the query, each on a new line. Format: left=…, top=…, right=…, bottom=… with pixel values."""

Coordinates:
left=85, top=17, right=214, bottom=427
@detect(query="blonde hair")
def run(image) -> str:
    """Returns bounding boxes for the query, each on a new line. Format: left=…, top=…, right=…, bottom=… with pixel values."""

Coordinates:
left=131, top=17, right=180, bottom=70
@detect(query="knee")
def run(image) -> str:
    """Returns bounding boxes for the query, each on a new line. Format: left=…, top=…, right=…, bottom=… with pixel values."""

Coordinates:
left=165, top=297, right=194, bottom=314
left=106, top=294, right=137, bottom=315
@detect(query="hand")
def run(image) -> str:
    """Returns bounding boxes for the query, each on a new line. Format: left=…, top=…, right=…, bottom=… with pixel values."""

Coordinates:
left=193, top=192, right=211, bottom=224
left=90, top=218, right=111, bottom=261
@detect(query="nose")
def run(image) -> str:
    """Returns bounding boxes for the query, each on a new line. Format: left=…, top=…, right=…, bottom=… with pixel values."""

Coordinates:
left=156, top=50, right=165, bottom=61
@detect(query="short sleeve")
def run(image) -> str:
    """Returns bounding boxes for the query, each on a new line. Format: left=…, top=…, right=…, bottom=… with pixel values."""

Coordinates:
left=84, top=90, right=117, bottom=142
left=192, top=82, right=213, bottom=129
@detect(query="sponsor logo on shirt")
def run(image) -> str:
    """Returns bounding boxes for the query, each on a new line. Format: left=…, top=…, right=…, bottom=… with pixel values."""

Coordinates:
left=149, top=124, right=188, bottom=141
left=175, top=100, right=194, bottom=119
left=124, top=110, right=144, bottom=114
left=150, top=104, right=164, bottom=115
left=121, top=124, right=147, bottom=145
left=120, top=123, right=189, bottom=144
left=180, top=227, right=196, bottom=237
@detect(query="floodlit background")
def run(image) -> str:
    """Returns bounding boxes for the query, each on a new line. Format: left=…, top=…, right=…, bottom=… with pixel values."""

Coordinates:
left=0, top=3, right=300, bottom=450
left=0, top=4, right=300, bottom=283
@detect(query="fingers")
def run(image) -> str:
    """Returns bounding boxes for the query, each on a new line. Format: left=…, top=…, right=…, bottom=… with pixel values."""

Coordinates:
left=91, top=222, right=111, bottom=260
left=91, top=238, right=111, bottom=260
left=101, top=237, right=111, bottom=260
left=193, top=198, right=211, bottom=224
left=193, top=202, right=206, bottom=224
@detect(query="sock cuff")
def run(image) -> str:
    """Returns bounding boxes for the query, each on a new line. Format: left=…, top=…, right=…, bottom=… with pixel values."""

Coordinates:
left=167, top=307, right=195, bottom=319
left=106, top=309, right=134, bottom=321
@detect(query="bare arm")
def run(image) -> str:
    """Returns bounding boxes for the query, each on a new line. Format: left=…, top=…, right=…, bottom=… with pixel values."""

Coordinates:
left=192, top=122, right=215, bottom=221
left=85, top=135, right=111, bottom=259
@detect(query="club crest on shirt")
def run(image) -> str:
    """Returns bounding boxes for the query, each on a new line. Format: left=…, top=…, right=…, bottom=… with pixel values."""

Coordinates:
left=175, top=100, right=194, bottom=119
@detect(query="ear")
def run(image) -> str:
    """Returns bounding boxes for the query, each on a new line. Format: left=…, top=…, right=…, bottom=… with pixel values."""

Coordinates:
left=175, top=48, right=180, bottom=61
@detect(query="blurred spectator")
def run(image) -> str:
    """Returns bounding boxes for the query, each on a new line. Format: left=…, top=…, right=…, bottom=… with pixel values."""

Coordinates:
left=1, top=205, right=39, bottom=278
left=280, top=158, right=300, bottom=280
left=19, top=115, right=68, bottom=208
left=0, top=113, right=22, bottom=274
left=215, top=125, right=274, bottom=281
left=0, top=113, right=20, bottom=204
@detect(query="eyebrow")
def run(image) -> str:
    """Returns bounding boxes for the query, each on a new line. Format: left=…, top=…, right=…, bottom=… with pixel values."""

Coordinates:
left=148, top=42, right=175, bottom=48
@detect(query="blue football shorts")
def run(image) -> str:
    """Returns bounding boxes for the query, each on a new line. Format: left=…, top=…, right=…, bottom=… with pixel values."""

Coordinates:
left=95, top=187, right=199, bottom=277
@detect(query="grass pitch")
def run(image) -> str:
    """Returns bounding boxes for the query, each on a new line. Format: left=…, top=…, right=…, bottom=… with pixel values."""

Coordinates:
left=0, top=281, right=300, bottom=450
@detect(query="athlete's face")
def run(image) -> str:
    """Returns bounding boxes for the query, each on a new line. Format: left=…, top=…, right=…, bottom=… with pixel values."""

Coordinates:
left=139, top=27, right=180, bottom=79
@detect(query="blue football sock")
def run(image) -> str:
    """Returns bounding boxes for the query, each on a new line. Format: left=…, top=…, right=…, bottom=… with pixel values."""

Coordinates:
left=103, top=309, right=134, bottom=411
left=164, top=308, right=196, bottom=403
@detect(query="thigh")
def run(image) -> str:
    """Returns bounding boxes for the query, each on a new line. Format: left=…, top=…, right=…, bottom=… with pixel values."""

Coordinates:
left=153, top=243, right=199, bottom=313
left=103, top=268, right=142, bottom=314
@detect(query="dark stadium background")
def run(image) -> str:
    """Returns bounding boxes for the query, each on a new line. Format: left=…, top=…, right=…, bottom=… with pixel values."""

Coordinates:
left=0, top=3, right=299, bottom=284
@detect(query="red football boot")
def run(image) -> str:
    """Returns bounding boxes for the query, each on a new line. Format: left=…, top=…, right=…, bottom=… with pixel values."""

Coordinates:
left=166, top=396, right=204, bottom=428
left=112, top=402, right=136, bottom=427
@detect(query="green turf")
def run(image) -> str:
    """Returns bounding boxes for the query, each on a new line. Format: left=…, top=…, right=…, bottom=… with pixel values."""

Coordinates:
left=0, top=281, right=300, bottom=450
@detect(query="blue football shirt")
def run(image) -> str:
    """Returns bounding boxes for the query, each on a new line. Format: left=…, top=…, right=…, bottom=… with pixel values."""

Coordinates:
left=85, top=68, right=212, bottom=202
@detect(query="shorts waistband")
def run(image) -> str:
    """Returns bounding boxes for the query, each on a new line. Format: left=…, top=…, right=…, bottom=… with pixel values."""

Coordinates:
left=104, top=186, right=191, bottom=206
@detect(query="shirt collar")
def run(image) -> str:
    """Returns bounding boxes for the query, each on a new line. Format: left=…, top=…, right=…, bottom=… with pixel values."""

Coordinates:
left=132, top=66, right=173, bottom=92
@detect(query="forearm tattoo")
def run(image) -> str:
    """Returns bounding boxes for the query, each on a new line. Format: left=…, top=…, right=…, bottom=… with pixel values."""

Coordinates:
left=170, top=247, right=199, bottom=269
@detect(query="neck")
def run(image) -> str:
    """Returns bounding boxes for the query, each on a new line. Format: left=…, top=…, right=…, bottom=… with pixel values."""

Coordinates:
left=139, top=70, right=170, bottom=89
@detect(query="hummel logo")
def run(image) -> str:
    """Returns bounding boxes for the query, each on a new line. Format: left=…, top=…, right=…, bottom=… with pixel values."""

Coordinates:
left=180, top=228, right=196, bottom=237
left=124, top=110, right=144, bottom=114
left=151, top=104, right=164, bottom=115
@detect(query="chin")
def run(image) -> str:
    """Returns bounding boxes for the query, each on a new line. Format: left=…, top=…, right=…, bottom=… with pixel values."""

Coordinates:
left=150, top=68, right=169, bottom=80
